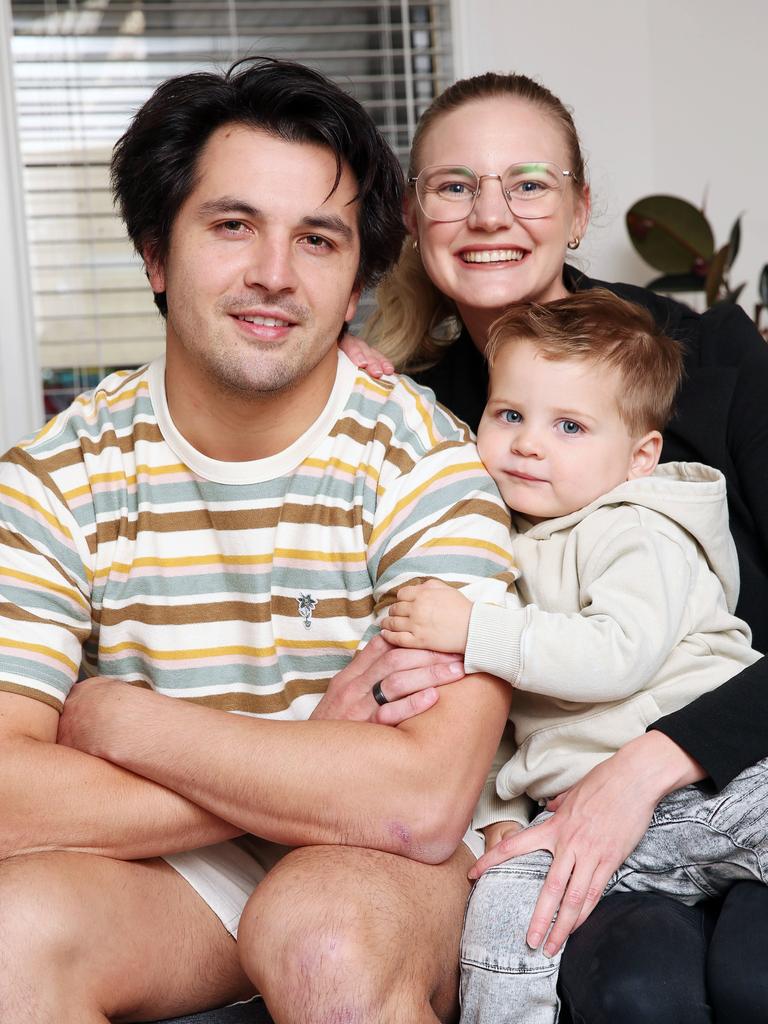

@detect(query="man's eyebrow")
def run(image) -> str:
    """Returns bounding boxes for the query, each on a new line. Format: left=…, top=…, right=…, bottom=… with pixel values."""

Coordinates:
left=196, top=197, right=261, bottom=219
left=299, top=214, right=355, bottom=243
left=194, top=200, right=354, bottom=243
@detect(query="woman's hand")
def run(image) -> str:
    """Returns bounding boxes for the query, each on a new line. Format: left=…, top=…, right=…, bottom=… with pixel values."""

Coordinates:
left=310, top=633, right=465, bottom=725
left=381, top=578, right=472, bottom=653
left=468, top=731, right=706, bottom=956
left=339, top=334, right=394, bottom=378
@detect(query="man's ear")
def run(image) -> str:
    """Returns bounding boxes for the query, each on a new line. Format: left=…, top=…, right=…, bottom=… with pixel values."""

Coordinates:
left=627, top=430, right=662, bottom=479
left=344, top=284, right=362, bottom=326
left=143, top=244, right=166, bottom=294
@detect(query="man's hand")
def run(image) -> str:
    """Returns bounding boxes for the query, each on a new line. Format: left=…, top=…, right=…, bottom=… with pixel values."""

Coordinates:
left=468, top=731, right=706, bottom=956
left=381, top=579, right=472, bottom=654
left=311, top=633, right=465, bottom=725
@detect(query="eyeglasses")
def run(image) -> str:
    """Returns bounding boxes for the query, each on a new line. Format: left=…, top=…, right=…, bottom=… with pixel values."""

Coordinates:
left=408, top=162, right=574, bottom=222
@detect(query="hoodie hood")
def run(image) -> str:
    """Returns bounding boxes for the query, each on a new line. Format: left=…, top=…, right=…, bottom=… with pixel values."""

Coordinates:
left=515, top=462, right=739, bottom=612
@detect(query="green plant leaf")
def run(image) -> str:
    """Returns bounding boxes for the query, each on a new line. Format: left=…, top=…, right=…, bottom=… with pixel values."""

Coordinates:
left=626, top=195, right=715, bottom=273
left=760, top=264, right=768, bottom=306
left=646, top=273, right=705, bottom=293
left=711, top=283, right=747, bottom=307
left=726, top=216, right=742, bottom=270
left=705, top=244, right=730, bottom=306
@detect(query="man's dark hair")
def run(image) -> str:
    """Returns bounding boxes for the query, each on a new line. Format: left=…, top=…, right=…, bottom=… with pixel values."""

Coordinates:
left=111, top=56, right=406, bottom=316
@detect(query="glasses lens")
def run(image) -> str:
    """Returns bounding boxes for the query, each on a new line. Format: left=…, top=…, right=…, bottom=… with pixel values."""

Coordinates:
left=501, top=162, right=566, bottom=219
left=416, top=166, right=478, bottom=222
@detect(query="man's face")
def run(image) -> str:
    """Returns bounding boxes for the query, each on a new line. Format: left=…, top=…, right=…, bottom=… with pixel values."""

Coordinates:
left=147, top=124, right=362, bottom=400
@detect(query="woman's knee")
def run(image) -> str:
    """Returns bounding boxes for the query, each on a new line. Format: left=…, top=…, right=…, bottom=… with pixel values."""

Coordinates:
left=708, top=882, right=768, bottom=1023
left=559, top=893, right=712, bottom=1024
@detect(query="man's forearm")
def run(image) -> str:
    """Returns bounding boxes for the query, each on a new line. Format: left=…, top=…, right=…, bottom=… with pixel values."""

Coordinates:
left=61, top=674, right=511, bottom=864
left=0, top=735, right=240, bottom=861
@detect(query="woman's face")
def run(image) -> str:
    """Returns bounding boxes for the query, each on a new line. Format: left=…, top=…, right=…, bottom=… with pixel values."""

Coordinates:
left=407, top=96, right=589, bottom=341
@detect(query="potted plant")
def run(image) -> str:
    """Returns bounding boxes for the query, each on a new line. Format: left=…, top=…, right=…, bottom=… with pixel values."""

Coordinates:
left=626, top=195, right=744, bottom=308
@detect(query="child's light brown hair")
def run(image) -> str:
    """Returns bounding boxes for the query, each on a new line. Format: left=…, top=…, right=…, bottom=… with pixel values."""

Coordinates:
left=485, top=289, right=684, bottom=435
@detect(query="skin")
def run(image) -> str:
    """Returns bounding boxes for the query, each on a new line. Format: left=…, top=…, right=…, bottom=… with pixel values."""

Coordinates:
left=361, top=86, right=705, bottom=938
left=146, top=124, right=362, bottom=462
left=0, top=123, right=513, bottom=1023
left=382, top=347, right=662, bottom=651
left=406, top=96, right=590, bottom=348
left=477, top=342, right=662, bottom=521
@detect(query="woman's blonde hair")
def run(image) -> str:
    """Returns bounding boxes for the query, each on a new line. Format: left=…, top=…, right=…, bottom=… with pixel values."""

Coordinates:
left=364, top=71, right=588, bottom=372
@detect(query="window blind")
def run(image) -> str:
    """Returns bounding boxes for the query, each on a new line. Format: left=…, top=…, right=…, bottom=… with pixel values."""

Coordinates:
left=9, top=0, right=454, bottom=412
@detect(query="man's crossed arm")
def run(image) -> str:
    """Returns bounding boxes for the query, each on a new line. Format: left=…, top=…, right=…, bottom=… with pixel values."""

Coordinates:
left=0, top=637, right=510, bottom=865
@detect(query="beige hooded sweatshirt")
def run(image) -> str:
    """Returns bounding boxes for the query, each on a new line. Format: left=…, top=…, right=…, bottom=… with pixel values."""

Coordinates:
left=466, top=462, right=761, bottom=824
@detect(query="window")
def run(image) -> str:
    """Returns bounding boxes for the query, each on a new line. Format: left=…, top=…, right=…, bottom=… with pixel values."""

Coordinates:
left=9, top=0, right=454, bottom=415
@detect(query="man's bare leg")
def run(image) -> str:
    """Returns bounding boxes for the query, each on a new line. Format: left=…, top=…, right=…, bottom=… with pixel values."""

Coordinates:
left=0, top=851, right=254, bottom=1023
left=239, top=843, right=474, bottom=1024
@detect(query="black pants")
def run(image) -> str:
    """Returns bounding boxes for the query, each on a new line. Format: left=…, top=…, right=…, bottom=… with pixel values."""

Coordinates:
left=559, top=881, right=768, bottom=1024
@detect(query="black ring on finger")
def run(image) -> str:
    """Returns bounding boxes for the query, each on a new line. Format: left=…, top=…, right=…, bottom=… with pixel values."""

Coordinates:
left=372, top=681, right=389, bottom=706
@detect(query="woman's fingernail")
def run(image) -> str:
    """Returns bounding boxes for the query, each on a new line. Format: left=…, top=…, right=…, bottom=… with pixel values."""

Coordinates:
left=527, top=932, right=541, bottom=949
left=449, top=662, right=463, bottom=675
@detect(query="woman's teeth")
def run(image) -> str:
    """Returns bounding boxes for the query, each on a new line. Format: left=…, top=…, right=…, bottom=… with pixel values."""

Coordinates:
left=461, top=249, right=524, bottom=264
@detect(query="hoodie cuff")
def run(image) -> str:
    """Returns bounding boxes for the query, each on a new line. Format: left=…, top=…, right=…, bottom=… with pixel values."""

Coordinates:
left=465, top=602, right=526, bottom=684
left=473, top=787, right=534, bottom=832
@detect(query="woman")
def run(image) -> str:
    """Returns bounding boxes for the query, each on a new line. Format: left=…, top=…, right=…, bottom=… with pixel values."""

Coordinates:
left=347, top=71, right=768, bottom=1023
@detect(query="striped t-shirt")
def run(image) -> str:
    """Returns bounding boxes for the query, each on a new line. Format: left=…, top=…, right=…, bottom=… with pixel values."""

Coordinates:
left=0, top=351, right=515, bottom=719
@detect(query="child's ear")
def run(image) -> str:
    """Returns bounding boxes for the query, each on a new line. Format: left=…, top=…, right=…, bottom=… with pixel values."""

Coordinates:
left=627, top=430, right=662, bottom=479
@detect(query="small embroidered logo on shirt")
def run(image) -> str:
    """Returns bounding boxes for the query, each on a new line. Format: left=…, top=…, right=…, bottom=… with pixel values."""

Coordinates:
left=296, top=593, right=318, bottom=629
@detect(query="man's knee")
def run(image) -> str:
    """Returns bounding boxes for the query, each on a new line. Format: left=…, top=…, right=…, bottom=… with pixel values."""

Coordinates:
left=238, top=845, right=454, bottom=1023
left=240, top=849, right=397, bottom=996
left=0, top=854, right=82, bottom=962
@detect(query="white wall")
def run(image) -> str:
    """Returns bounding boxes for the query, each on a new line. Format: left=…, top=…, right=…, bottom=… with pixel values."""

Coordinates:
left=452, top=0, right=767, bottom=316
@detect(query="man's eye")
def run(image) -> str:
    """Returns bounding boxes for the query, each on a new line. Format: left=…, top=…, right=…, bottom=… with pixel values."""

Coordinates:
left=303, top=235, right=332, bottom=249
left=501, top=409, right=522, bottom=423
left=219, top=220, right=246, bottom=234
left=559, top=420, right=582, bottom=435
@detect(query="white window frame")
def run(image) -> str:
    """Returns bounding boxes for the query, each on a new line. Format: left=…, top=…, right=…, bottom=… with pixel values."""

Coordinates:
left=0, top=0, right=43, bottom=452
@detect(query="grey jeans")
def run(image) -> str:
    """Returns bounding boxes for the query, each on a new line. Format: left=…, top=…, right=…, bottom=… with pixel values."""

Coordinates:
left=460, top=758, right=768, bottom=1024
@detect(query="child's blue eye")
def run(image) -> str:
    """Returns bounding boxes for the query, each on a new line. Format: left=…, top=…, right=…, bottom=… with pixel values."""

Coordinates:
left=559, top=420, right=582, bottom=434
left=501, top=409, right=522, bottom=423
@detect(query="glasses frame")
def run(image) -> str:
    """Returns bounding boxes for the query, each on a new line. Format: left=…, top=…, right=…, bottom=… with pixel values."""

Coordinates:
left=408, top=162, right=574, bottom=223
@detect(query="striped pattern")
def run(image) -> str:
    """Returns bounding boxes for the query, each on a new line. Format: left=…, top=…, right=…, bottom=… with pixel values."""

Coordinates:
left=0, top=356, right=514, bottom=718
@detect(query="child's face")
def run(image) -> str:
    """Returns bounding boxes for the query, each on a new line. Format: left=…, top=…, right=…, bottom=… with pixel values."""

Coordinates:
left=477, top=341, right=659, bottom=522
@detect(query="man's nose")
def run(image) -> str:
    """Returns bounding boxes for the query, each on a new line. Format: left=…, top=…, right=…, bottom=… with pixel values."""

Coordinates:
left=243, top=235, right=298, bottom=293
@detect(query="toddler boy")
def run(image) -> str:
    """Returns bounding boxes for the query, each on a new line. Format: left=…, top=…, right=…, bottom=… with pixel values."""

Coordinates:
left=382, top=289, right=764, bottom=1024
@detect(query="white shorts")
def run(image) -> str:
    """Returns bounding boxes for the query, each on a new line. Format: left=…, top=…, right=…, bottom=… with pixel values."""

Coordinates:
left=164, top=826, right=485, bottom=938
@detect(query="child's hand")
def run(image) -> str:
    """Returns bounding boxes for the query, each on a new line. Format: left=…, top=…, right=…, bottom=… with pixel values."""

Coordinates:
left=381, top=578, right=472, bottom=654
left=481, top=819, right=524, bottom=854
left=339, top=334, right=394, bottom=378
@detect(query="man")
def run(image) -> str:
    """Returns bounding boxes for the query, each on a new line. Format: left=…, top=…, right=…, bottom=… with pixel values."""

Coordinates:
left=0, top=58, right=512, bottom=1023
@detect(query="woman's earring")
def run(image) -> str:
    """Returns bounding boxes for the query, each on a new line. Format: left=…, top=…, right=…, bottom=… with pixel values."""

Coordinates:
left=567, top=237, right=581, bottom=250
left=412, top=238, right=420, bottom=253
